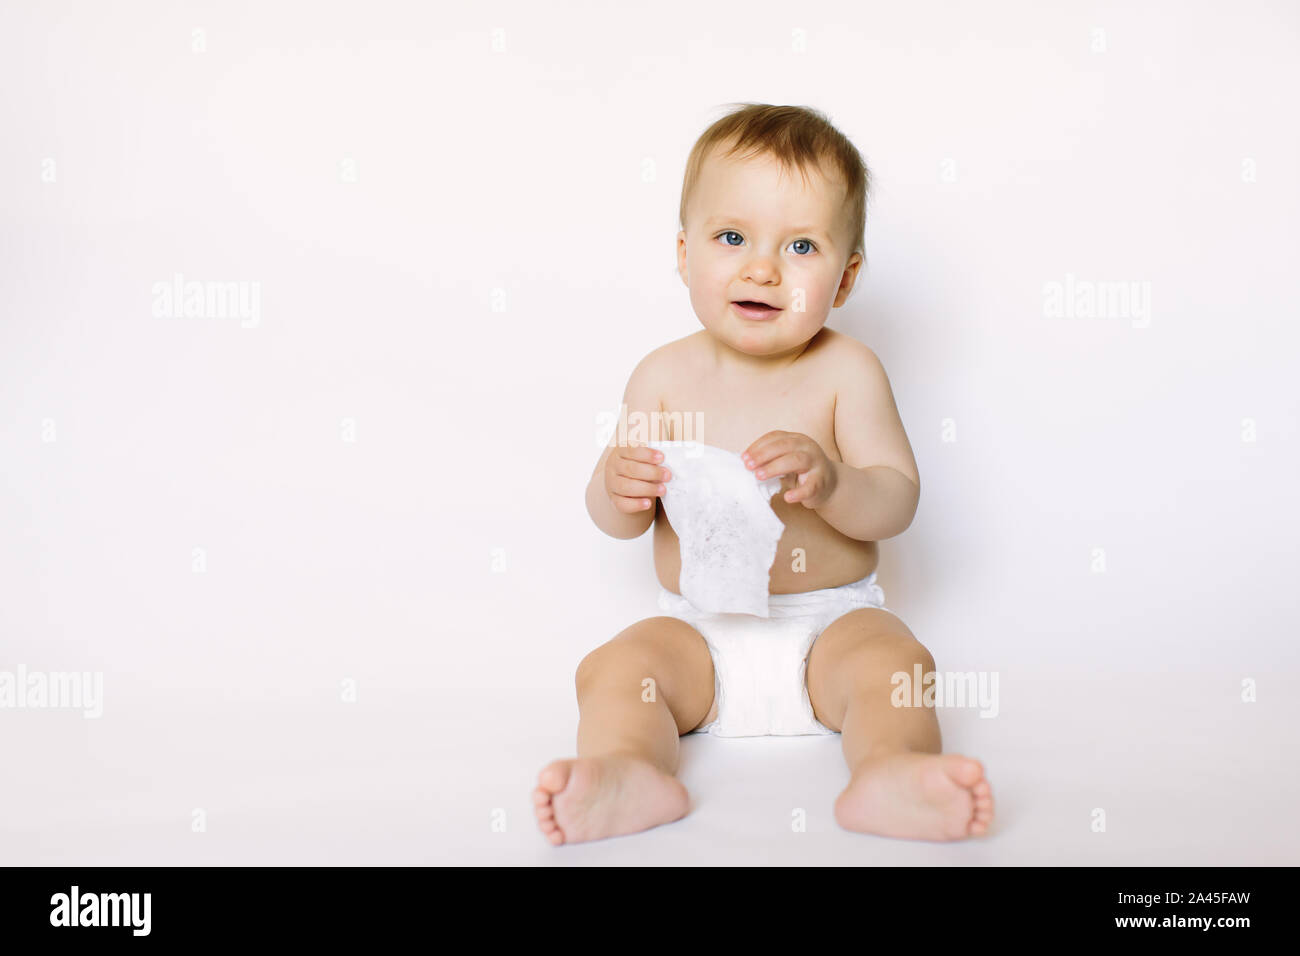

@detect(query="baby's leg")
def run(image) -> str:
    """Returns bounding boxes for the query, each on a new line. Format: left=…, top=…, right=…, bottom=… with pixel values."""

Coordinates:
left=533, top=615, right=715, bottom=845
left=806, top=608, right=995, bottom=840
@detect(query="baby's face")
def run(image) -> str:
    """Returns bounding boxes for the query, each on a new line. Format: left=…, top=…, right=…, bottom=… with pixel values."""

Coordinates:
left=677, top=147, right=862, bottom=358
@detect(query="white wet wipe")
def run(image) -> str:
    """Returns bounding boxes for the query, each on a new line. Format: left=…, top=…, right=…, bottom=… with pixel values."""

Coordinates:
left=646, top=440, right=785, bottom=617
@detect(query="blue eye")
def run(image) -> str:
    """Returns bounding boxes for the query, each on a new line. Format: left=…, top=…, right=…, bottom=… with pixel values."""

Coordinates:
left=713, top=231, right=817, bottom=255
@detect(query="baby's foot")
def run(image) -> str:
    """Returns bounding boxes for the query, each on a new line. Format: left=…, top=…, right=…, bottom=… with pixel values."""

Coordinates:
left=834, top=751, right=994, bottom=841
left=532, top=754, right=690, bottom=845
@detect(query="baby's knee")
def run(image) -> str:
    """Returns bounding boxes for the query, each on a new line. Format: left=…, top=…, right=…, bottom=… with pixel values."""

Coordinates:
left=574, top=640, right=654, bottom=694
left=574, top=646, right=611, bottom=692
left=845, top=632, right=936, bottom=679
left=900, top=637, right=937, bottom=674
left=575, top=618, right=692, bottom=693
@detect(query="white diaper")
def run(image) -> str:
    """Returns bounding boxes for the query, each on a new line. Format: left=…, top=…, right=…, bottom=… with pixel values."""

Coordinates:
left=657, top=572, right=890, bottom=737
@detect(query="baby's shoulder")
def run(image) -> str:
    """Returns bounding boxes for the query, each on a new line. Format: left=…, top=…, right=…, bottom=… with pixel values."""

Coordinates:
left=619, top=334, right=698, bottom=418
left=633, top=332, right=706, bottom=387
left=809, top=327, right=886, bottom=380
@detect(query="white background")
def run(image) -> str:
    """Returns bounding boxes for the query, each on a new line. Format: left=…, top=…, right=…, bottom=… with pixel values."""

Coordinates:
left=1, top=0, right=1297, bottom=865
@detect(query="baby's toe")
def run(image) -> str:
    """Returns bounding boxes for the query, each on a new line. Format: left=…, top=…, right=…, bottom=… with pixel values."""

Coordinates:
left=537, top=760, right=572, bottom=795
left=944, top=755, right=984, bottom=788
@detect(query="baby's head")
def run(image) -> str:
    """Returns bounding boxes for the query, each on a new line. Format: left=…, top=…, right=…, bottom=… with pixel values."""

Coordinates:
left=676, top=103, right=870, bottom=358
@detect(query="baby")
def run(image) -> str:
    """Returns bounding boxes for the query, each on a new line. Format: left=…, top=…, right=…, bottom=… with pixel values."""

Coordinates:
left=534, top=103, right=994, bottom=844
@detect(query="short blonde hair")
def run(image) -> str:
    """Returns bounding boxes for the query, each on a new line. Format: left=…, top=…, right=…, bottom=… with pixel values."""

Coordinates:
left=679, top=102, right=871, bottom=259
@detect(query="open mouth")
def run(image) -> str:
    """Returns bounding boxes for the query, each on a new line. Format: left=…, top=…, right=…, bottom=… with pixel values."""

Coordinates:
left=731, top=301, right=781, bottom=319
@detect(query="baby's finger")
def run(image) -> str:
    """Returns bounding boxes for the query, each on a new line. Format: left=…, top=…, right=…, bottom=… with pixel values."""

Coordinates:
left=611, top=493, right=656, bottom=513
left=609, top=474, right=667, bottom=500
left=753, top=452, right=804, bottom=480
left=617, top=457, right=671, bottom=484
left=619, top=444, right=664, bottom=466
left=782, top=481, right=815, bottom=505
left=742, top=436, right=791, bottom=471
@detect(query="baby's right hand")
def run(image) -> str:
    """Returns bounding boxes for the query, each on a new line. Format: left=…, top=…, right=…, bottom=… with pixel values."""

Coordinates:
left=605, top=443, right=671, bottom=513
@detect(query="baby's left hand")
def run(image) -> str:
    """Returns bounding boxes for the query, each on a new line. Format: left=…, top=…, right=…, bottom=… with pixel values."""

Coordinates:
left=741, top=431, right=839, bottom=509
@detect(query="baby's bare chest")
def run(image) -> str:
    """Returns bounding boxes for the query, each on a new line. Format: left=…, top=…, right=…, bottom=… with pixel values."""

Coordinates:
left=659, top=375, right=843, bottom=463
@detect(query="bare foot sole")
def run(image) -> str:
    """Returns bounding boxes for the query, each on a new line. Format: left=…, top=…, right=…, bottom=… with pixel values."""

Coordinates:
left=533, top=754, right=690, bottom=845
left=834, top=751, right=994, bottom=841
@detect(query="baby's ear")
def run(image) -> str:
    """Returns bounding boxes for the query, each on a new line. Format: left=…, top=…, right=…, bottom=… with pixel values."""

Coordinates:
left=676, top=231, right=690, bottom=285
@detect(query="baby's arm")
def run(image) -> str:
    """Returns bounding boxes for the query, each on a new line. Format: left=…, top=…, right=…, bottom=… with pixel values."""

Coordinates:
left=585, top=353, right=665, bottom=540
left=816, top=342, right=921, bottom=542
